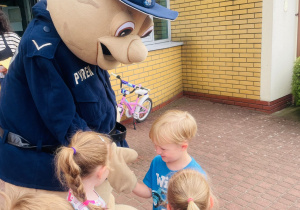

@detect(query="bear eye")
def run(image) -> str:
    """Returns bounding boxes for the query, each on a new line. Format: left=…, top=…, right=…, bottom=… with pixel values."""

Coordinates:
left=141, top=26, right=153, bottom=38
left=115, top=22, right=135, bottom=37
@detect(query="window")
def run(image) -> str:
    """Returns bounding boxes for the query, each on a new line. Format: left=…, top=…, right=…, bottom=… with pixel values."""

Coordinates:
left=142, top=0, right=171, bottom=45
left=0, top=0, right=37, bottom=36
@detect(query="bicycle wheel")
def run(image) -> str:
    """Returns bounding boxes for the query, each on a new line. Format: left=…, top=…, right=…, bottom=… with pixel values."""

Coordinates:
left=136, top=98, right=152, bottom=123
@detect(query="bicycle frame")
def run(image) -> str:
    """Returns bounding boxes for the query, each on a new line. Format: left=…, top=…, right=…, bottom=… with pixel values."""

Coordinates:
left=112, top=73, right=151, bottom=129
left=118, top=91, right=150, bottom=119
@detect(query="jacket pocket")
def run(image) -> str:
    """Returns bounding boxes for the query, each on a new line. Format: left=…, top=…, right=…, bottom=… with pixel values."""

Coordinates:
left=72, top=82, right=103, bottom=125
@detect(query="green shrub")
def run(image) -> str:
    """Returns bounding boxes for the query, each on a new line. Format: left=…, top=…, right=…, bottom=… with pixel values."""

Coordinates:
left=292, top=57, right=300, bottom=106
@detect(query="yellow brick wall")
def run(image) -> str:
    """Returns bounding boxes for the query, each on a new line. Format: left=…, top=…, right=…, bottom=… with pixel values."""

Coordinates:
left=170, top=0, right=262, bottom=100
left=109, top=46, right=183, bottom=112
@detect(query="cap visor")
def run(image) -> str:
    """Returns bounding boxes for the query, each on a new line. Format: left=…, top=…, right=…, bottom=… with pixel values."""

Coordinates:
left=120, top=0, right=178, bottom=20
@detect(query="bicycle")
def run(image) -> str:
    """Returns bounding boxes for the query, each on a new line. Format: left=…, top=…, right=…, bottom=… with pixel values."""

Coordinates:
left=111, top=73, right=153, bottom=130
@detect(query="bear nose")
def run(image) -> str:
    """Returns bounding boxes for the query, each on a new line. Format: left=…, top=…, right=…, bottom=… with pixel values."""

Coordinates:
left=128, top=39, right=148, bottom=63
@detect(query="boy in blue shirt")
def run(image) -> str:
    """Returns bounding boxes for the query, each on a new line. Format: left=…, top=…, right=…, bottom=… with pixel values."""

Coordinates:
left=132, top=110, right=206, bottom=210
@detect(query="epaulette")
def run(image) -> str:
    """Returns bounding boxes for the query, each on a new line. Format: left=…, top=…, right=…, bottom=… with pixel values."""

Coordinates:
left=26, top=19, right=61, bottom=59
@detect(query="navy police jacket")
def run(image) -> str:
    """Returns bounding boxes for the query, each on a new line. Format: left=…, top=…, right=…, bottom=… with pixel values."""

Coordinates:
left=0, top=0, right=116, bottom=190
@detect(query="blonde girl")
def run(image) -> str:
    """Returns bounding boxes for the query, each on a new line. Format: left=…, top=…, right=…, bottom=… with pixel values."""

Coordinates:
left=55, top=131, right=111, bottom=210
left=0, top=191, right=73, bottom=210
left=167, top=169, right=217, bottom=210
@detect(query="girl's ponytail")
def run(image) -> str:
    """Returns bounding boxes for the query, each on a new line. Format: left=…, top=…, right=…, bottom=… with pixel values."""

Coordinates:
left=187, top=198, right=200, bottom=210
left=56, top=146, right=87, bottom=202
left=187, top=198, right=199, bottom=210
left=167, top=169, right=217, bottom=210
left=55, top=131, right=111, bottom=210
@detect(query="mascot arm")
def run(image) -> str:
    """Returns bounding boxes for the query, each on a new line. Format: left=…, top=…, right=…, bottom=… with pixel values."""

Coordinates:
left=25, top=56, right=90, bottom=143
left=107, top=143, right=138, bottom=193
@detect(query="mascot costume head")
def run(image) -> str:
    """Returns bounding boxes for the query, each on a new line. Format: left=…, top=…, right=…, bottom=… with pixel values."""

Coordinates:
left=48, top=0, right=178, bottom=70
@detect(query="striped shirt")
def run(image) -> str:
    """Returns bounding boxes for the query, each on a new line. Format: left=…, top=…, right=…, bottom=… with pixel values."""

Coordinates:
left=0, top=32, right=21, bottom=54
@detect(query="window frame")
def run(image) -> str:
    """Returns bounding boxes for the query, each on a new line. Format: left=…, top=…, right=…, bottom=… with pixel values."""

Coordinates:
left=142, top=0, right=172, bottom=46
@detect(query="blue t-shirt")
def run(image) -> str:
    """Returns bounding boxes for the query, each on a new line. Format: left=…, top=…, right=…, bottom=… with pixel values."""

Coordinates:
left=143, top=155, right=206, bottom=210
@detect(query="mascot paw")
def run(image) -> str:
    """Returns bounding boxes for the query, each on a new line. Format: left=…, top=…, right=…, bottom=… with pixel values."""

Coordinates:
left=108, top=143, right=138, bottom=193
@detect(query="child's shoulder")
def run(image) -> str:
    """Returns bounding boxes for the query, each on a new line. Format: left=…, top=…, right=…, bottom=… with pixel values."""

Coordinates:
left=150, top=155, right=166, bottom=166
left=185, top=156, right=206, bottom=176
left=151, top=155, right=163, bottom=164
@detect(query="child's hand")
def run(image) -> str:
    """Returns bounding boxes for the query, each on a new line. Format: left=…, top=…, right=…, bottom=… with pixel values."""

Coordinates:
left=107, top=143, right=138, bottom=193
left=0, top=57, right=12, bottom=71
left=0, top=66, right=8, bottom=75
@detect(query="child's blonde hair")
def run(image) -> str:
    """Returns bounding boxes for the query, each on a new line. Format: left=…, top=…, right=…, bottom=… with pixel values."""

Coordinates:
left=149, top=110, right=197, bottom=145
left=55, top=131, right=111, bottom=210
left=167, top=169, right=216, bottom=210
left=0, top=191, right=73, bottom=210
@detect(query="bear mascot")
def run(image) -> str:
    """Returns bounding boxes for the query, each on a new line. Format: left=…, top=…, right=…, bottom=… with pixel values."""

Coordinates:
left=0, top=0, right=178, bottom=209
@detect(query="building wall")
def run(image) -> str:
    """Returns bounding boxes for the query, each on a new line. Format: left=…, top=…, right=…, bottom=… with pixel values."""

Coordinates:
left=109, top=46, right=183, bottom=113
left=171, top=0, right=263, bottom=100
left=261, top=0, right=298, bottom=101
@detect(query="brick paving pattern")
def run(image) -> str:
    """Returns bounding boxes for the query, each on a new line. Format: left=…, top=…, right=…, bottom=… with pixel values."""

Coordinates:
left=1, top=97, right=300, bottom=209
left=113, top=97, right=300, bottom=209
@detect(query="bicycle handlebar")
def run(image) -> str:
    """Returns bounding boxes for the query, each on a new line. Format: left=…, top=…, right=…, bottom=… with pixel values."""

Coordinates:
left=111, top=73, right=120, bottom=79
left=111, top=73, right=150, bottom=91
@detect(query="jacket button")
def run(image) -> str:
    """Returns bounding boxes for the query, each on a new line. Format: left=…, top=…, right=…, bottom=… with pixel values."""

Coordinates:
left=43, top=26, right=51, bottom=33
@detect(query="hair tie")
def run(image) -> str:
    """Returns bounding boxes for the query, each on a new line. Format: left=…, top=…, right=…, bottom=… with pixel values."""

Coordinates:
left=187, top=198, right=194, bottom=203
left=71, top=147, right=76, bottom=154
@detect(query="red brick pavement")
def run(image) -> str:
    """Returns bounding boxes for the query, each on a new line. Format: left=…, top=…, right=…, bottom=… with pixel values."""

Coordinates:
left=1, top=97, right=300, bottom=209
left=113, top=97, right=300, bottom=209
